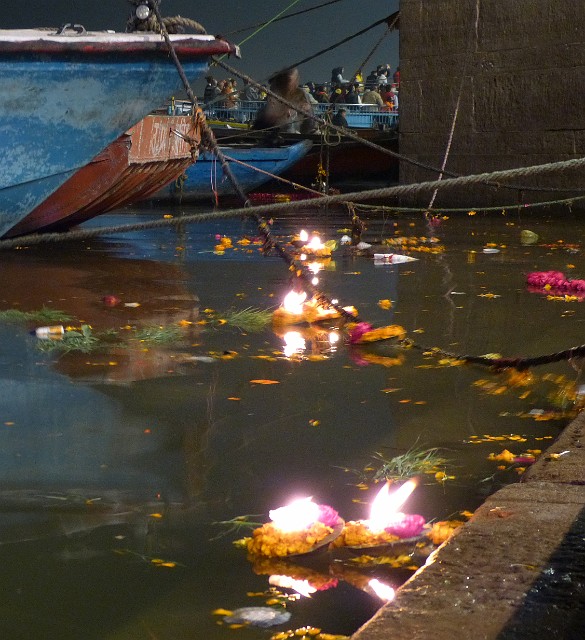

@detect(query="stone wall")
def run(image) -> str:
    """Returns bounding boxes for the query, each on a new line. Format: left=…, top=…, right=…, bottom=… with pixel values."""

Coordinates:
left=399, top=0, right=585, bottom=208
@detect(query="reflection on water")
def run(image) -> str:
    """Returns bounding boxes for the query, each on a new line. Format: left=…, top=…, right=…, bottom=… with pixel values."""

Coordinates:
left=0, top=207, right=583, bottom=637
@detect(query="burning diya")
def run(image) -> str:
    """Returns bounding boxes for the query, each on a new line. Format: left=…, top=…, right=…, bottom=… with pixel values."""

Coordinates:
left=330, top=480, right=426, bottom=551
left=272, top=290, right=357, bottom=326
left=291, top=230, right=333, bottom=258
left=245, top=497, right=344, bottom=558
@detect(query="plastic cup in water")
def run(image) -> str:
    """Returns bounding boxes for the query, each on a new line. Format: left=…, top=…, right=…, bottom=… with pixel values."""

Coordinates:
left=35, top=325, right=65, bottom=339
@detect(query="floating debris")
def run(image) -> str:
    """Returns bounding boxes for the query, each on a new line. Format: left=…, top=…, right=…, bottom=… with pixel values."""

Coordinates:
left=520, top=229, right=539, bottom=245
left=373, top=254, right=418, bottom=264
left=223, top=607, right=291, bottom=628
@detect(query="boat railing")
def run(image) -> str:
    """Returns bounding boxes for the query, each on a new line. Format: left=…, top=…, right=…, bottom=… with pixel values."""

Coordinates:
left=170, top=99, right=398, bottom=131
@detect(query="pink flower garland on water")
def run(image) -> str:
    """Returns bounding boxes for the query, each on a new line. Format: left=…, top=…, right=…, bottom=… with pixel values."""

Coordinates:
left=527, top=271, right=585, bottom=294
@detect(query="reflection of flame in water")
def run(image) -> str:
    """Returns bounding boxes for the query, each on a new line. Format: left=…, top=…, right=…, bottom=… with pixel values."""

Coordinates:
left=280, top=329, right=341, bottom=358
left=308, top=262, right=324, bottom=275
left=368, top=578, right=396, bottom=602
left=283, top=331, right=306, bottom=357
left=367, top=480, right=418, bottom=533
left=269, top=574, right=317, bottom=597
left=308, top=261, right=323, bottom=286
left=282, top=290, right=307, bottom=314
left=269, top=497, right=319, bottom=532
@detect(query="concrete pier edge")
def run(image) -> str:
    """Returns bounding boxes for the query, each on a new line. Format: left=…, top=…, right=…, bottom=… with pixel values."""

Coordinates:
left=351, top=409, right=585, bottom=639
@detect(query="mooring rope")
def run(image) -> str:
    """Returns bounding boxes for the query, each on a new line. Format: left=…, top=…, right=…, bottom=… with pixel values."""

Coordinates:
left=401, top=340, right=585, bottom=372
left=228, top=0, right=305, bottom=53
left=278, top=12, right=399, bottom=76
left=223, top=0, right=345, bottom=37
left=5, top=155, right=585, bottom=251
left=145, top=1, right=250, bottom=208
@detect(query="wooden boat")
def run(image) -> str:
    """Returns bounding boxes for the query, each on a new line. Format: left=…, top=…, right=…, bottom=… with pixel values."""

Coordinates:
left=6, top=113, right=202, bottom=237
left=203, top=101, right=399, bottom=184
left=0, top=27, right=237, bottom=237
left=152, top=139, right=313, bottom=202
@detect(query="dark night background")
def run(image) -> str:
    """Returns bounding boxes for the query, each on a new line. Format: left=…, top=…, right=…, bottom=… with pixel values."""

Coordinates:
left=0, top=1, right=399, bottom=89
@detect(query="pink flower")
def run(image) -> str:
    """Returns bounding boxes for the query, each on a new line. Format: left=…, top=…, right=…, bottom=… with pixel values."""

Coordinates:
left=385, top=513, right=426, bottom=538
left=317, top=504, right=340, bottom=527
left=348, top=322, right=373, bottom=344
left=513, top=456, right=536, bottom=465
left=315, top=578, right=339, bottom=591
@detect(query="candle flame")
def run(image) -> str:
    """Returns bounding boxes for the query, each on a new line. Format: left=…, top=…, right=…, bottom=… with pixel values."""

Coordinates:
left=269, top=497, right=320, bottom=532
left=367, top=479, right=418, bottom=533
left=282, top=290, right=307, bottom=314
left=368, top=579, right=396, bottom=602
left=269, top=575, right=317, bottom=598
left=299, top=229, right=308, bottom=242
left=307, top=236, right=324, bottom=250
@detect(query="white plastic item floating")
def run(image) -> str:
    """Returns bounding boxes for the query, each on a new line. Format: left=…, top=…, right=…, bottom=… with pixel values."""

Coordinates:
left=373, top=254, right=418, bottom=264
left=35, top=325, right=64, bottom=339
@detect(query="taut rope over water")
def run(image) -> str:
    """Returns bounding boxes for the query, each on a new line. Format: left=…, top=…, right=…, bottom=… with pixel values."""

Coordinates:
left=4, top=156, right=585, bottom=251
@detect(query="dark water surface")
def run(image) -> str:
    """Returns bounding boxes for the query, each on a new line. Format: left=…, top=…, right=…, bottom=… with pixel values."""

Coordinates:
left=0, top=204, right=583, bottom=639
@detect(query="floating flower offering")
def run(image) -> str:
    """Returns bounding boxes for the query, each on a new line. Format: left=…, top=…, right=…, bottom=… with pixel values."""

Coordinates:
left=272, top=290, right=357, bottom=326
left=348, top=322, right=406, bottom=344
left=246, top=498, right=344, bottom=558
left=291, top=230, right=332, bottom=256
left=526, top=271, right=585, bottom=299
left=331, top=480, right=426, bottom=549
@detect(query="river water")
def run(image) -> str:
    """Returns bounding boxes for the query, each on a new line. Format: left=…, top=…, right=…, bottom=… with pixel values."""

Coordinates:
left=0, top=203, right=583, bottom=639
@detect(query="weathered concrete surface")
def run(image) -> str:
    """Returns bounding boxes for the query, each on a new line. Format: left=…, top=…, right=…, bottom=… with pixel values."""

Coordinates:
left=398, top=0, right=585, bottom=208
left=351, top=409, right=585, bottom=639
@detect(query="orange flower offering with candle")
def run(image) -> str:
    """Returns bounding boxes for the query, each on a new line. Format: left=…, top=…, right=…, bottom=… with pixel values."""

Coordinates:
left=245, top=498, right=344, bottom=558
left=291, top=230, right=334, bottom=257
left=272, top=290, right=357, bottom=326
left=331, top=480, right=426, bottom=549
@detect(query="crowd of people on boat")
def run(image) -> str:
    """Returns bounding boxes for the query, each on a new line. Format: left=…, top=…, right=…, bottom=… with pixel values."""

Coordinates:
left=202, top=63, right=400, bottom=121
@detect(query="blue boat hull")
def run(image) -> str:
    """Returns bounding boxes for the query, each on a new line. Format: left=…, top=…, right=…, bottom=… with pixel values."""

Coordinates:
left=157, top=140, right=313, bottom=201
left=0, top=32, right=237, bottom=236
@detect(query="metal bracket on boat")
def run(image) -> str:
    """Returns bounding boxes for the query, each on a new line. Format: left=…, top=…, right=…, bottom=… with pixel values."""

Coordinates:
left=56, top=24, right=87, bottom=36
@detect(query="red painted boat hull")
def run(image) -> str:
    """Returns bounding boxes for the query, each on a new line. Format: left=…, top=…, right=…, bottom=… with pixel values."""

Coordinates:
left=6, top=114, right=201, bottom=238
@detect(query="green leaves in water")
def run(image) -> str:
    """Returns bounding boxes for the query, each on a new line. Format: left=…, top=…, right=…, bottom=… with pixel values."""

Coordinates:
left=222, top=307, right=273, bottom=332
left=0, top=307, right=73, bottom=323
left=340, top=445, right=450, bottom=484
left=133, top=324, right=183, bottom=344
left=36, top=324, right=99, bottom=354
